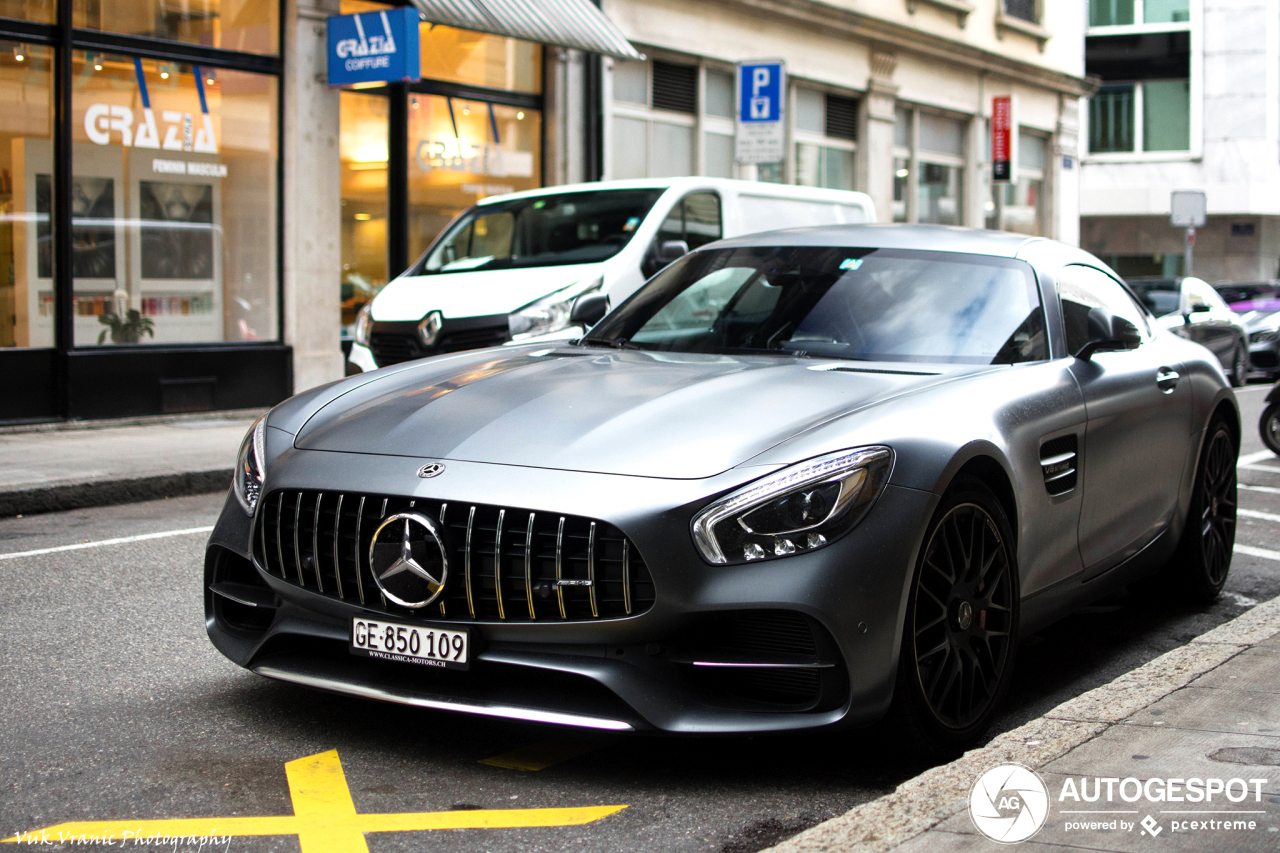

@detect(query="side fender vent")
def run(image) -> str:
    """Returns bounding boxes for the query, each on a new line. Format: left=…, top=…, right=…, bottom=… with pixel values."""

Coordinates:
left=1040, top=434, right=1078, bottom=496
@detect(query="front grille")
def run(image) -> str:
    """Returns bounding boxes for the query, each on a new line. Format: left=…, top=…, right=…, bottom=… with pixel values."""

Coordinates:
left=438, top=326, right=510, bottom=352
left=369, top=332, right=419, bottom=365
left=368, top=319, right=511, bottom=366
left=253, top=490, right=655, bottom=622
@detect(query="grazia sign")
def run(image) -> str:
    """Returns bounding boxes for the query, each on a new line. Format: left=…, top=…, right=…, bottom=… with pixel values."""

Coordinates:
left=327, top=7, right=421, bottom=87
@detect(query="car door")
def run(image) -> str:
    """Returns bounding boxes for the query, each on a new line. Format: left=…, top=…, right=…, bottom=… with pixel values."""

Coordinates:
left=1060, top=265, right=1194, bottom=578
left=641, top=192, right=723, bottom=278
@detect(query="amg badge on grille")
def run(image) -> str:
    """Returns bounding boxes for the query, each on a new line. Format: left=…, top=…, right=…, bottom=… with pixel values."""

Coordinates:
left=368, top=512, right=449, bottom=608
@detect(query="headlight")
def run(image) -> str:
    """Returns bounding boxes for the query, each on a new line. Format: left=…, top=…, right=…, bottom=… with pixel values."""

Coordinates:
left=509, top=276, right=603, bottom=340
left=354, top=303, right=373, bottom=347
left=233, top=415, right=268, bottom=515
left=1251, top=329, right=1280, bottom=343
left=692, top=447, right=893, bottom=565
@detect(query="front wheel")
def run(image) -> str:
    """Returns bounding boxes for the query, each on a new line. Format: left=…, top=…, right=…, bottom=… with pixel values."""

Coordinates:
left=891, top=478, right=1018, bottom=756
left=1261, top=401, right=1280, bottom=457
left=1173, top=418, right=1237, bottom=602
left=1230, top=343, right=1249, bottom=388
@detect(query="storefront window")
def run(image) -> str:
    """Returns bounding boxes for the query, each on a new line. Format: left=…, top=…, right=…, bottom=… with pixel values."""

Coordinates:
left=69, top=51, right=277, bottom=345
left=71, top=0, right=276, bottom=55
left=0, top=41, right=53, bottom=348
left=340, top=91, right=387, bottom=335
left=406, top=94, right=540, bottom=263
left=421, top=25, right=541, bottom=94
left=916, top=113, right=965, bottom=226
left=0, top=0, right=54, bottom=22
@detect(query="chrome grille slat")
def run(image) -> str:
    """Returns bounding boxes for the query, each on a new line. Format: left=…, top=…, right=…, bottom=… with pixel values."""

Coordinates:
left=256, top=490, right=653, bottom=623
left=332, top=494, right=345, bottom=599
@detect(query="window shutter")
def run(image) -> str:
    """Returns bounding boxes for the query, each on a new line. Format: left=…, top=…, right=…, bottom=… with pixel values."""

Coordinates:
left=652, top=61, right=698, bottom=114
left=825, top=94, right=859, bottom=141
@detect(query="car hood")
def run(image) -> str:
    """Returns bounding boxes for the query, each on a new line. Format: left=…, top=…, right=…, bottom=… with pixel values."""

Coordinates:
left=294, top=347, right=981, bottom=479
left=371, top=264, right=605, bottom=321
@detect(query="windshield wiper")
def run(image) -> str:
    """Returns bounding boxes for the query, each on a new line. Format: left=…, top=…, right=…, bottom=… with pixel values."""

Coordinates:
left=578, top=336, right=642, bottom=350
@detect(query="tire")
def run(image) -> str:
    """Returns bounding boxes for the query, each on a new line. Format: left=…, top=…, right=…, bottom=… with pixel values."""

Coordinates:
left=891, top=477, right=1019, bottom=756
left=1261, top=401, right=1280, bottom=457
left=1229, top=343, right=1249, bottom=388
left=1173, top=418, right=1237, bottom=603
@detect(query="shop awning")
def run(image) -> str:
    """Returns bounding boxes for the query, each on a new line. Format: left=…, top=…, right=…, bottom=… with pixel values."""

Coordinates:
left=409, top=0, right=643, bottom=60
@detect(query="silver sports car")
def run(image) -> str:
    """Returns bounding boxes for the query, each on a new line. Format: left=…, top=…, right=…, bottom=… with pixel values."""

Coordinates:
left=205, top=225, right=1238, bottom=752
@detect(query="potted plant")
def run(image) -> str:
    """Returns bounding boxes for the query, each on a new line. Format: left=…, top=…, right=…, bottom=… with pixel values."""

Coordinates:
left=97, top=289, right=155, bottom=344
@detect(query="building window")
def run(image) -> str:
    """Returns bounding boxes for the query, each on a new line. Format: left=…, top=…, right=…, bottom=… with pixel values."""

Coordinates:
left=988, top=132, right=1047, bottom=236
left=1087, top=80, right=1189, bottom=153
left=1089, top=84, right=1133, bottom=152
left=67, top=52, right=277, bottom=346
left=340, top=92, right=388, bottom=339
left=794, top=87, right=857, bottom=191
left=419, top=23, right=541, bottom=94
left=0, top=41, right=53, bottom=348
left=72, top=0, right=278, bottom=56
left=406, top=95, right=541, bottom=263
left=609, top=57, right=700, bottom=179
left=1089, top=0, right=1189, bottom=25
left=1004, top=0, right=1039, bottom=23
left=895, top=107, right=966, bottom=225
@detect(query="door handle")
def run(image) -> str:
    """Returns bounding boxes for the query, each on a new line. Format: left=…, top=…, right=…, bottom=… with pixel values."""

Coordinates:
left=1156, top=367, right=1180, bottom=393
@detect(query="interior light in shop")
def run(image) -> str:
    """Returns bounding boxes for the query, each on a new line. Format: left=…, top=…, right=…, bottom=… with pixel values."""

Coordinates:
left=354, top=213, right=372, bottom=221
left=14, top=46, right=23, bottom=62
left=895, top=168, right=909, bottom=178
left=517, top=111, right=525, bottom=120
left=462, top=107, right=470, bottom=115
left=348, top=162, right=388, bottom=171
left=411, top=96, right=418, bottom=109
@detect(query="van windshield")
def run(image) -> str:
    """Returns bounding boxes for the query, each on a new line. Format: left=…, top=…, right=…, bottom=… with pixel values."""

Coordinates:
left=414, top=189, right=665, bottom=275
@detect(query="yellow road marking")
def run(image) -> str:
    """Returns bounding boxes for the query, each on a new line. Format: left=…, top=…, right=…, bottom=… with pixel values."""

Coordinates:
left=479, top=739, right=594, bottom=772
left=5, top=750, right=626, bottom=852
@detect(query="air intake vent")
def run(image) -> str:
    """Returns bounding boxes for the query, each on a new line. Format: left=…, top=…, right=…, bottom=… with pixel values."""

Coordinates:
left=1040, top=434, right=1078, bottom=496
left=825, top=94, right=859, bottom=141
left=652, top=60, right=697, bottom=114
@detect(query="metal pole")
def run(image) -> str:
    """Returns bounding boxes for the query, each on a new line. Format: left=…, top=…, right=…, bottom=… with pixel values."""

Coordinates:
left=1185, top=226, right=1195, bottom=278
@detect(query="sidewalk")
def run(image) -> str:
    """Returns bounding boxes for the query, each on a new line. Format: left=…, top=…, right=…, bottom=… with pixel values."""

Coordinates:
left=767, top=596, right=1280, bottom=852
left=0, top=411, right=261, bottom=516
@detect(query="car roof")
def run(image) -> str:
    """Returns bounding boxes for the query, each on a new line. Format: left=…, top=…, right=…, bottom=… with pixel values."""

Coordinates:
left=707, top=223, right=1042, bottom=258
left=473, top=177, right=874, bottom=208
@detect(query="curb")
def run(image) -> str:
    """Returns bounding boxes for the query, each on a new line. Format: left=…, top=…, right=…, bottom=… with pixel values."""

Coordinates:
left=0, top=408, right=266, bottom=436
left=0, top=470, right=233, bottom=517
left=763, top=594, right=1280, bottom=853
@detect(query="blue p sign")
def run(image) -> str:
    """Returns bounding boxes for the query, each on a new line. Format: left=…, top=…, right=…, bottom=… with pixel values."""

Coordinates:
left=739, top=62, right=783, bottom=123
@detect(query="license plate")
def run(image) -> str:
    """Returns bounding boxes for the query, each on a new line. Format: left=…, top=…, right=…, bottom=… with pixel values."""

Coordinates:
left=350, top=617, right=469, bottom=670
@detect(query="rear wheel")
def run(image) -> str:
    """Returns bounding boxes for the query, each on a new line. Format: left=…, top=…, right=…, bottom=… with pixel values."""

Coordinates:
left=892, top=478, right=1018, bottom=756
left=1173, top=418, right=1237, bottom=602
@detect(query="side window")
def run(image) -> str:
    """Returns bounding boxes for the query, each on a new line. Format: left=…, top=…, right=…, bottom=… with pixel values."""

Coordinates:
left=1058, top=265, right=1149, bottom=355
left=647, top=192, right=723, bottom=277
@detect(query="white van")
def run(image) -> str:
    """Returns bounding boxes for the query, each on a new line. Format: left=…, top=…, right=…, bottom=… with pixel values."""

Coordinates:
left=348, top=177, right=875, bottom=371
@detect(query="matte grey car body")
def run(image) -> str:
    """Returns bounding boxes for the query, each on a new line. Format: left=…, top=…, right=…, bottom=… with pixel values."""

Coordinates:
left=204, top=225, right=1238, bottom=739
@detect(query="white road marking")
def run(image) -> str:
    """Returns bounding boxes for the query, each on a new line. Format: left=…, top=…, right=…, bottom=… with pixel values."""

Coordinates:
left=1234, top=544, right=1280, bottom=562
left=1239, top=450, right=1278, bottom=466
left=0, top=526, right=214, bottom=560
left=1239, top=508, right=1280, bottom=524
left=1240, top=484, right=1280, bottom=495
left=1223, top=591, right=1260, bottom=607
left=1238, top=463, right=1280, bottom=473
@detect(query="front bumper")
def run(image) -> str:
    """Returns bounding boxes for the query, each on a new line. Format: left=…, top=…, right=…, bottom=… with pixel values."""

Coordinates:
left=204, top=445, right=933, bottom=734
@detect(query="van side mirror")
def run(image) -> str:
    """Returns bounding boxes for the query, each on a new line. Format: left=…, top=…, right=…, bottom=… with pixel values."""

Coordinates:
left=658, top=240, right=689, bottom=263
left=569, top=293, right=610, bottom=328
left=1075, top=307, right=1142, bottom=360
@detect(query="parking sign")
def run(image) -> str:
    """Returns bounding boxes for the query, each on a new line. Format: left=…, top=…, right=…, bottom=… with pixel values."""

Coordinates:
left=736, top=60, right=786, bottom=164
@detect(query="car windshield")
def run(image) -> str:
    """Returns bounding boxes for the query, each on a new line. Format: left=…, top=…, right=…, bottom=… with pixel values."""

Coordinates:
left=1127, top=279, right=1182, bottom=316
left=414, top=188, right=665, bottom=275
left=584, top=246, right=1047, bottom=364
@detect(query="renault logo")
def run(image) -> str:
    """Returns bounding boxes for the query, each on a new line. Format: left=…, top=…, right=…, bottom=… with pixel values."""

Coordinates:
left=418, top=462, right=446, bottom=478
left=368, top=512, right=449, bottom=609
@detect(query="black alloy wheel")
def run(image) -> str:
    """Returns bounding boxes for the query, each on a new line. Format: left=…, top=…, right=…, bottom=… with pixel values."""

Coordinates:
left=1261, top=401, right=1280, bottom=457
left=894, top=478, right=1018, bottom=753
left=1175, top=418, right=1237, bottom=601
left=1230, top=343, right=1248, bottom=388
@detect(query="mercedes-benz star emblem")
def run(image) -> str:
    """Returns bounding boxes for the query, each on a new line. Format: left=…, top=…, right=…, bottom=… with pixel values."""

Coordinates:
left=368, top=512, right=449, bottom=609
left=418, top=462, right=446, bottom=478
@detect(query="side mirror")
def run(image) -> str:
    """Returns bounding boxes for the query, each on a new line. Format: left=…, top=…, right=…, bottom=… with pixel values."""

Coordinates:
left=658, top=240, right=689, bottom=263
left=569, top=292, right=610, bottom=328
left=1189, top=302, right=1211, bottom=313
left=1076, top=307, right=1141, bottom=360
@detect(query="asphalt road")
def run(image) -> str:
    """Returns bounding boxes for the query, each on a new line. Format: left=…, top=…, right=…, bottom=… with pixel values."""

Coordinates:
left=3, top=383, right=1280, bottom=853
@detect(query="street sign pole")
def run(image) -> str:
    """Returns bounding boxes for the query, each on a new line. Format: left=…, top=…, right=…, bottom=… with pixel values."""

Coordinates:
left=1170, top=190, right=1206, bottom=278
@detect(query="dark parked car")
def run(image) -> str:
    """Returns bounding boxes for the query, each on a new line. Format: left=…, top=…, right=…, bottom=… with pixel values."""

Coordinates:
left=1214, top=281, right=1280, bottom=379
left=207, top=225, right=1238, bottom=754
left=1127, top=277, right=1249, bottom=386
